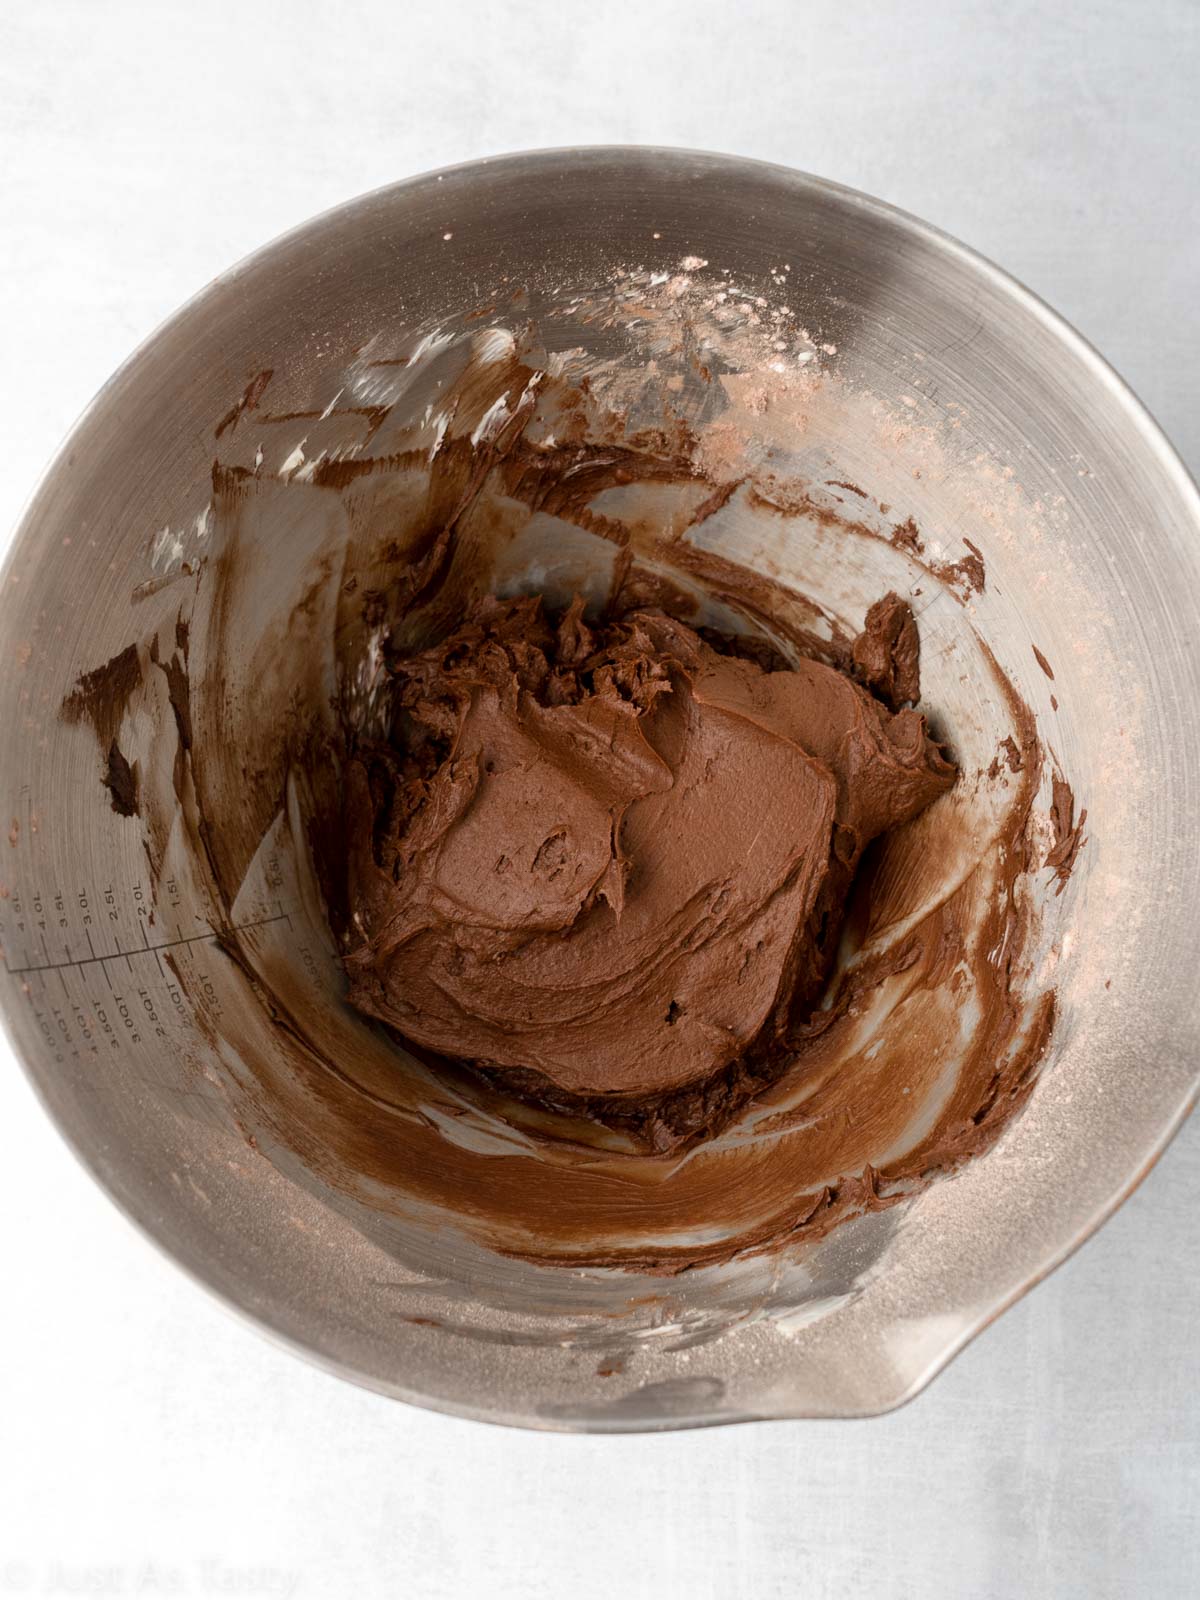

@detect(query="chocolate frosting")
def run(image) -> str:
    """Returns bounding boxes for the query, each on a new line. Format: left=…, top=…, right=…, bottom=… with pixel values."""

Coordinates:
left=851, top=591, right=922, bottom=711
left=343, top=593, right=954, bottom=1133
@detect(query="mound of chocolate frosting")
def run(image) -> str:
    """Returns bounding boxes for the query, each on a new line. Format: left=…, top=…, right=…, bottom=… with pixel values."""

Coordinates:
left=342, top=594, right=955, bottom=1137
left=345, top=601, right=960, bottom=1139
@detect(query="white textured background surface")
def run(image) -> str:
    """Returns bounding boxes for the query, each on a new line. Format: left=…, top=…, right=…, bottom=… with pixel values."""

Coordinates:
left=1, top=4, right=1197, bottom=1597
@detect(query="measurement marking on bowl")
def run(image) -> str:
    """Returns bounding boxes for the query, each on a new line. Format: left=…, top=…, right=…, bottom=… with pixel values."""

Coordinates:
left=0, top=887, right=297, bottom=1066
left=1, top=911, right=291, bottom=977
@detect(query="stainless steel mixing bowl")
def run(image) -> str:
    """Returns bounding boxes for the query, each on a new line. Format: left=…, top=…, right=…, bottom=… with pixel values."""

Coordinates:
left=2, top=148, right=1198, bottom=1430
